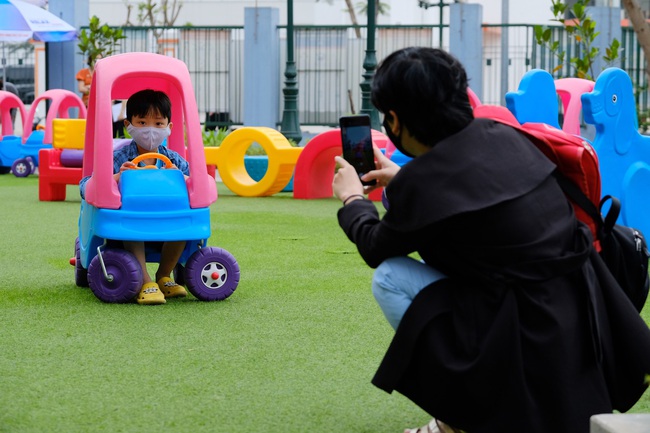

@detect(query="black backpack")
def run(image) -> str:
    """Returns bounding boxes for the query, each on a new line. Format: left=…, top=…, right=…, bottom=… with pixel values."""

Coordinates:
left=555, top=173, right=650, bottom=312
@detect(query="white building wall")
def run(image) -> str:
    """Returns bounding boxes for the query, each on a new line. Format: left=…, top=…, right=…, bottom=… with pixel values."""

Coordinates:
left=89, top=0, right=556, bottom=27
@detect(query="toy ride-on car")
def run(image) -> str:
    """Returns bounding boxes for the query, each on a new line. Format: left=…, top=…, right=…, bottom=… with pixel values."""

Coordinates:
left=0, top=90, right=28, bottom=174
left=12, top=89, right=87, bottom=177
left=74, top=52, right=240, bottom=303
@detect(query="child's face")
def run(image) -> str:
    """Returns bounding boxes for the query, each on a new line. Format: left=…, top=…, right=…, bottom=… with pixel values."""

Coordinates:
left=124, top=109, right=173, bottom=152
left=127, top=110, right=170, bottom=129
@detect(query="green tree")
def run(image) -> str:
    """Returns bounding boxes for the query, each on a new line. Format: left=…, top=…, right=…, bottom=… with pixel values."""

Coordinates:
left=77, top=16, right=126, bottom=68
left=534, top=0, right=620, bottom=80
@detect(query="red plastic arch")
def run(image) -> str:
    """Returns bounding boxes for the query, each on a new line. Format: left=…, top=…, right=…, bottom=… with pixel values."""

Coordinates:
left=293, top=129, right=389, bottom=201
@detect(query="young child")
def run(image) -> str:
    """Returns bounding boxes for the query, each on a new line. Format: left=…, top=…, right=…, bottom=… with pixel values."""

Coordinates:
left=79, top=89, right=190, bottom=305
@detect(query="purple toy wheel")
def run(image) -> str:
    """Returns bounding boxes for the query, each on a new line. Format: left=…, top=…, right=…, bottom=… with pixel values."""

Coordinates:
left=88, top=249, right=143, bottom=303
left=11, top=158, right=31, bottom=177
left=74, top=238, right=89, bottom=287
left=25, top=156, right=36, bottom=173
left=185, top=247, right=240, bottom=301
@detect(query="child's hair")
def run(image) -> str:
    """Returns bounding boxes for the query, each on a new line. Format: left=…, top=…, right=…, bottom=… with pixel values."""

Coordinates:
left=126, top=89, right=172, bottom=123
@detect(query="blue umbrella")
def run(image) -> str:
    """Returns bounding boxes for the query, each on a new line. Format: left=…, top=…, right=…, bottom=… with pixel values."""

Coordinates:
left=0, top=0, right=77, bottom=88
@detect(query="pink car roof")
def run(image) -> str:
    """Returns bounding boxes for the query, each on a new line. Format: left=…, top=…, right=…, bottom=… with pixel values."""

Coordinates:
left=22, top=89, right=87, bottom=144
left=82, top=52, right=216, bottom=210
left=0, top=90, right=27, bottom=138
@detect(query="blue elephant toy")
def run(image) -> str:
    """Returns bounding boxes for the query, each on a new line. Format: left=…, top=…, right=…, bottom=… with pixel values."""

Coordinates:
left=582, top=67, right=650, bottom=236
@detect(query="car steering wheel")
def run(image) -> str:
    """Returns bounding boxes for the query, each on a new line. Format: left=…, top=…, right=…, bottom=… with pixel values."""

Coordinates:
left=131, top=152, right=173, bottom=169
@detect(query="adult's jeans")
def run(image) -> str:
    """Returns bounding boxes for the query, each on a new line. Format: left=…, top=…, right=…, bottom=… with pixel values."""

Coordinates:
left=372, top=256, right=447, bottom=330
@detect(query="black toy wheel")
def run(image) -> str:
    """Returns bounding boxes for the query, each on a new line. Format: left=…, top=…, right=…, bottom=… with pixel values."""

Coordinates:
left=11, top=158, right=31, bottom=177
left=74, top=238, right=89, bottom=287
left=185, top=247, right=240, bottom=301
left=88, top=249, right=143, bottom=303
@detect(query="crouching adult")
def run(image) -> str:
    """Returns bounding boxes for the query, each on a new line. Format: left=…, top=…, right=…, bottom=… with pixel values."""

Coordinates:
left=333, top=47, right=650, bottom=433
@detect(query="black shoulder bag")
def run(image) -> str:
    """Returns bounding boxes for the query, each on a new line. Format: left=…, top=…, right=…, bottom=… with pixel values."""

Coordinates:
left=554, top=172, right=650, bottom=312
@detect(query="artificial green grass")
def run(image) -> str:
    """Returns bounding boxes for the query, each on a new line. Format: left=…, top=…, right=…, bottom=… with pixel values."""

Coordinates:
left=0, top=175, right=648, bottom=433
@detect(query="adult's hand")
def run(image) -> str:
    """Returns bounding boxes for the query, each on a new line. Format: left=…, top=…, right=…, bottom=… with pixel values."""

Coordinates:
left=361, top=146, right=400, bottom=194
left=333, top=156, right=364, bottom=203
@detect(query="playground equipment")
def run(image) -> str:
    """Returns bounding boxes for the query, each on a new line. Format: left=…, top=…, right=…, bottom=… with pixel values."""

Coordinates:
left=0, top=90, right=28, bottom=174
left=582, top=67, right=650, bottom=237
left=467, top=87, right=482, bottom=109
left=506, top=69, right=562, bottom=130
left=38, top=117, right=131, bottom=202
left=292, top=129, right=389, bottom=201
left=37, top=119, right=85, bottom=201
left=75, top=52, right=239, bottom=303
left=204, top=127, right=302, bottom=197
left=505, top=69, right=595, bottom=137
left=555, top=77, right=595, bottom=136
left=10, top=89, right=87, bottom=177
left=244, top=155, right=295, bottom=192
left=37, top=118, right=122, bottom=202
left=497, top=67, right=650, bottom=241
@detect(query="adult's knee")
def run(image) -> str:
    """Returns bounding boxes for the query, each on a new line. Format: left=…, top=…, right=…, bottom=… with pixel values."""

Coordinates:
left=372, top=257, right=412, bottom=298
left=372, top=256, right=447, bottom=303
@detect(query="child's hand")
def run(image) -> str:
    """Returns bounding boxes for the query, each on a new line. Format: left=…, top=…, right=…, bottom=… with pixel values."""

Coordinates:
left=120, top=161, right=136, bottom=172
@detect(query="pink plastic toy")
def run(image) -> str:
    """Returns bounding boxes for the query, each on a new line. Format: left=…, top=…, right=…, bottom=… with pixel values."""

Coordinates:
left=0, top=91, right=28, bottom=173
left=82, top=52, right=216, bottom=210
left=0, top=90, right=27, bottom=138
left=6, top=89, right=87, bottom=177
left=293, top=129, right=389, bottom=201
left=22, top=89, right=87, bottom=145
left=467, top=87, right=482, bottom=108
left=555, top=77, right=595, bottom=136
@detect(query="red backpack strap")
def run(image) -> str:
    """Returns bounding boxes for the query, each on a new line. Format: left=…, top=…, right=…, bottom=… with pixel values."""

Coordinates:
left=473, top=104, right=521, bottom=128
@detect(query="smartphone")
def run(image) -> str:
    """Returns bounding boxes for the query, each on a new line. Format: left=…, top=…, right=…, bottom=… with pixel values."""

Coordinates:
left=339, top=115, right=376, bottom=186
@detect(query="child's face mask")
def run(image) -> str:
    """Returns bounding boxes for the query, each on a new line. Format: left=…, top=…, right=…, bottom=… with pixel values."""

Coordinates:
left=127, top=124, right=170, bottom=151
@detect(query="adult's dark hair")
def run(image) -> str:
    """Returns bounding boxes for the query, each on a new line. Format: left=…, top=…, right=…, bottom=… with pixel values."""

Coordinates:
left=126, top=89, right=172, bottom=122
left=371, top=47, right=474, bottom=147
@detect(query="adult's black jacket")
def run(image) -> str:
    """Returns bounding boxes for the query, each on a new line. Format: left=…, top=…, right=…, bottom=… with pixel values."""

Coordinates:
left=337, top=118, right=650, bottom=433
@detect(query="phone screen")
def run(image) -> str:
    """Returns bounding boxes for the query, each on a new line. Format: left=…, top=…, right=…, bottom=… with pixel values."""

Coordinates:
left=340, top=115, right=376, bottom=186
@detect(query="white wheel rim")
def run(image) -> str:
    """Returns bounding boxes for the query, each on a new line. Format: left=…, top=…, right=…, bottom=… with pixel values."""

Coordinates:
left=200, top=262, right=227, bottom=289
left=15, top=163, right=27, bottom=174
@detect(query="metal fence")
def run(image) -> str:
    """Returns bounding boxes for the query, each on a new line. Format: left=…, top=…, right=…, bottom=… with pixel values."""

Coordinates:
left=0, top=41, right=39, bottom=103
left=2, top=24, right=649, bottom=126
